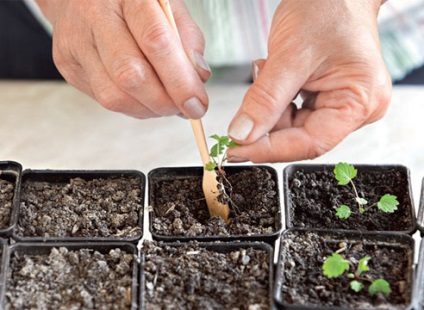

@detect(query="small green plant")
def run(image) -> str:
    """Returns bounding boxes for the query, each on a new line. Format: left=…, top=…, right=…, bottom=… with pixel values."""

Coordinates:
left=322, top=252, right=391, bottom=297
left=333, top=162, right=399, bottom=219
left=205, top=135, right=239, bottom=172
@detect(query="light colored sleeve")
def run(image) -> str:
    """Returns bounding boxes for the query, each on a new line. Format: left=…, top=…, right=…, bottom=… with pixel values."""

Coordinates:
left=378, top=0, right=424, bottom=82
left=185, top=0, right=279, bottom=66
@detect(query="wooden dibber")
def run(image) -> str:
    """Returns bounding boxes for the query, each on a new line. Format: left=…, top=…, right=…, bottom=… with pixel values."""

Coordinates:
left=157, top=0, right=230, bottom=223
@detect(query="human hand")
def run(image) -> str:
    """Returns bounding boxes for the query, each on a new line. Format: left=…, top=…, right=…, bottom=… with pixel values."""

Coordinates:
left=227, top=0, right=391, bottom=162
left=36, top=0, right=210, bottom=119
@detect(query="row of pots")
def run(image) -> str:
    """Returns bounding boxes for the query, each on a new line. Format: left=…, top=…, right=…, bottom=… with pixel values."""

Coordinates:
left=0, top=160, right=423, bottom=309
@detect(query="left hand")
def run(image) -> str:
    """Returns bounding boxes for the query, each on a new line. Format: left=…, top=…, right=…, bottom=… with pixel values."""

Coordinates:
left=227, top=0, right=391, bottom=163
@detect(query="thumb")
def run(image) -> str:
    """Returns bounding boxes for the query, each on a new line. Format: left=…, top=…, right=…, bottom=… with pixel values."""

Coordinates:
left=228, top=57, right=307, bottom=144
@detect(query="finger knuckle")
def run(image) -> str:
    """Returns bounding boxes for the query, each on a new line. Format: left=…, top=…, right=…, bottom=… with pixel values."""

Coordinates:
left=112, top=58, right=145, bottom=92
left=96, top=89, right=126, bottom=113
left=247, top=83, right=281, bottom=114
left=142, top=23, right=174, bottom=56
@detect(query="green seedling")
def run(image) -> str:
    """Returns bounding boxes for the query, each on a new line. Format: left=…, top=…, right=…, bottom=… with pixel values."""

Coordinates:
left=322, top=252, right=391, bottom=297
left=334, top=162, right=399, bottom=219
left=205, top=135, right=239, bottom=172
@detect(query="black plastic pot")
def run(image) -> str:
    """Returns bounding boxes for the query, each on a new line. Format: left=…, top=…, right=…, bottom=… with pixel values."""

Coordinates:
left=13, top=170, right=145, bottom=243
left=0, top=242, right=139, bottom=309
left=148, top=165, right=282, bottom=243
left=413, top=238, right=424, bottom=309
left=274, top=229, right=414, bottom=310
left=283, top=164, right=416, bottom=234
left=140, top=241, right=274, bottom=309
left=415, top=178, right=424, bottom=234
left=0, top=238, right=7, bottom=299
left=0, top=161, right=22, bottom=237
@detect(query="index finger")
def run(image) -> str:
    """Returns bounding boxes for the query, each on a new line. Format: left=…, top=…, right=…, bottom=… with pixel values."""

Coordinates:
left=122, top=0, right=208, bottom=119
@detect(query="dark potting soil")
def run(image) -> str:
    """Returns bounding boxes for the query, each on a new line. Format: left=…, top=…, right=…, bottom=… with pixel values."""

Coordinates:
left=151, top=167, right=280, bottom=237
left=278, top=231, right=413, bottom=309
left=17, top=176, right=142, bottom=238
left=0, top=179, right=14, bottom=230
left=142, top=241, right=271, bottom=309
left=287, top=167, right=413, bottom=231
left=5, top=247, right=135, bottom=310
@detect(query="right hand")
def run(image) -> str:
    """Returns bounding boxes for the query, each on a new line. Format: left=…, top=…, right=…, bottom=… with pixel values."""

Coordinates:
left=36, top=0, right=211, bottom=119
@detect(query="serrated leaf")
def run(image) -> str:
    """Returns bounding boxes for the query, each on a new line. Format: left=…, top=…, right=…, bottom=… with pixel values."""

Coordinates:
left=205, top=162, right=216, bottom=171
left=209, top=143, right=224, bottom=157
left=350, top=280, right=364, bottom=292
left=356, top=197, right=368, bottom=205
left=219, top=135, right=230, bottom=145
left=334, top=162, right=357, bottom=185
left=357, top=256, right=371, bottom=276
left=322, top=253, right=350, bottom=278
left=377, top=194, right=399, bottom=213
left=336, top=205, right=351, bottom=219
left=368, top=279, right=391, bottom=297
left=210, top=134, right=221, bottom=141
left=228, top=140, right=240, bottom=148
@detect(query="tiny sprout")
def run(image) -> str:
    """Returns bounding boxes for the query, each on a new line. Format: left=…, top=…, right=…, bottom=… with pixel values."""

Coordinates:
left=322, top=253, right=391, bottom=297
left=333, top=163, right=399, bottom=219
left=205, top=135, right=239, bottom=172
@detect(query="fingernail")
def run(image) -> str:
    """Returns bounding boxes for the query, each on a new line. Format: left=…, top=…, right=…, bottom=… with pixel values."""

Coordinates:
left=228, top=156, right=248, bottom=163
left=228, top=113, right=254, bottom=141
left=252, top=61, right=259, bottom=81
left=193, top=51, right=211, bottom=73
left=183, top=97, right=206, bottom=119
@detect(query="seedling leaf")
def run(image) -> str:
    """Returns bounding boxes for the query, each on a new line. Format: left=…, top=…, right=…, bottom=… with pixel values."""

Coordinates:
left=334, top=162, right=357, bottom=185
left=206, top=135, right=239, bottom=171
left=228, top=140, right=240, bottom=148
left=209, top=143, right=224, bottom=157
left=322, top=253, right=350, bottom=278
left=377, top=194, right=399, bottom=213
left=368, top=279, right=391, bottom=297
left=350, top=280, right=364, bottom=292
left=205, top=162, right=216, bottom=171
left=357, top=256, right=371, bottom=276
left=336, top=205, right=351, bottom=219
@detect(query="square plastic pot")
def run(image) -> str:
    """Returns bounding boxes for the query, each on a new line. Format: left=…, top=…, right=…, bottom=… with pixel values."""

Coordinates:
left=283, top=164, right=416, bottom=234
left=0, top=161, right=22, bottom=237
left=140, top=241, right=274, bottom=309
left=13, top=170, right=145, bottom=243
left=148, top=165, right=282, bottom=243
left=0, top=242, right=139, bottom=309
left=274, top=229, right=414, bottom=309
left=415, top=178, right=424, bottom=234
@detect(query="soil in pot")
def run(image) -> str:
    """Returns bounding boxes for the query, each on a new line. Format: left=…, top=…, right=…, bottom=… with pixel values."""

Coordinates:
left=150, top=166, right=281, bottom=239
left=286, top=165, right=414, bottom=232
left=275, top=230, right=413, bottom=309
left=4, top=244, right=137, bottom=309
left=16, top=173, right=143, bottom=240
left=141, top=241, right=272, bottom=309
left=0, top=178, right=14, bottom=230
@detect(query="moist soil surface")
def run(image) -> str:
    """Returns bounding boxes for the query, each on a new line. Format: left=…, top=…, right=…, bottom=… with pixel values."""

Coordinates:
left=17, top=176, right=142, bottom=238
left=287, top=166, right=413, bottom=231
left=151, top=167, right=280, bottom=237
left=0, top=178, right=14, bottom=230
left=278, top=230, right=413, bottom=309
left=5, top=246, right=135, bottom=309
left=142, top=241, right=271, bottom=309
